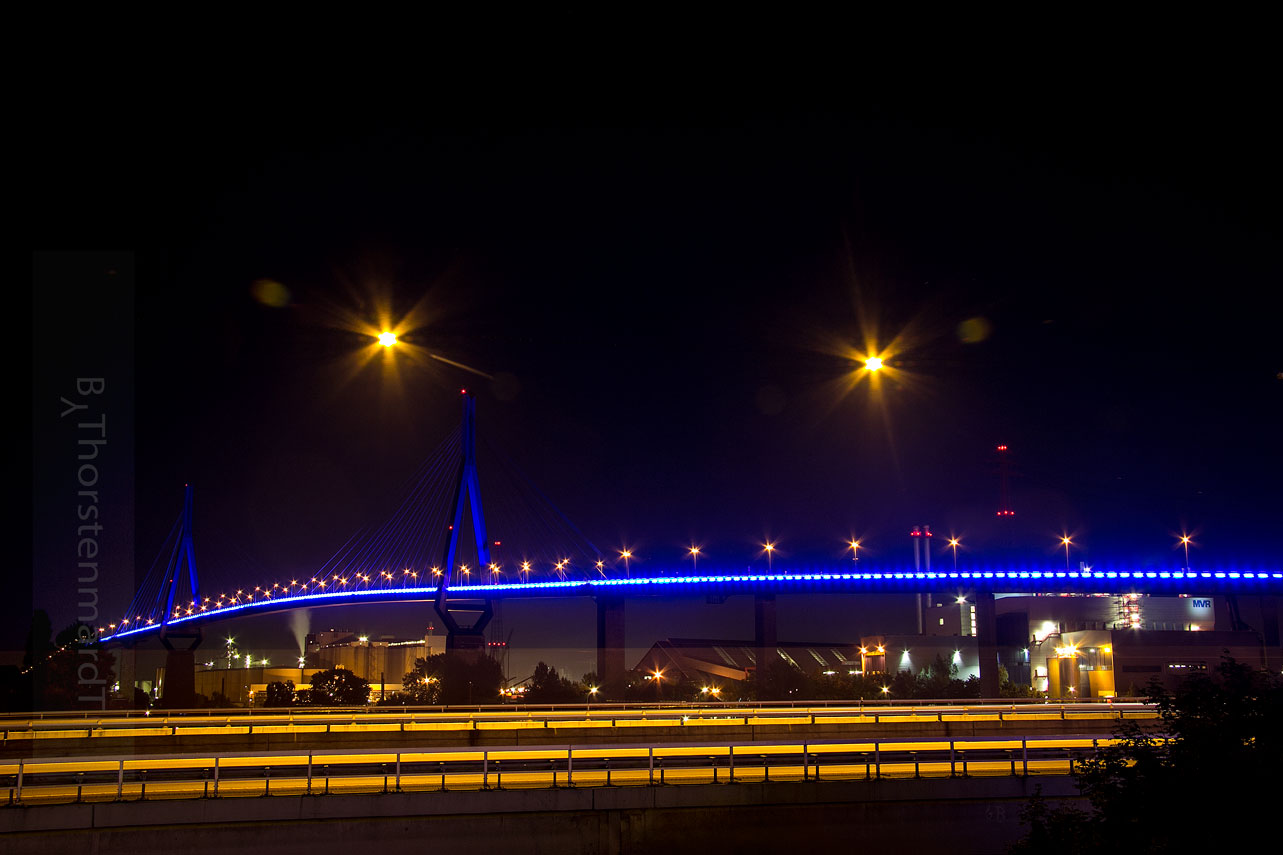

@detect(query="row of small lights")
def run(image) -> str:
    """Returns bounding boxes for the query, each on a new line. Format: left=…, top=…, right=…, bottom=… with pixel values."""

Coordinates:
left=100, top=528, right=1206, bottom=636
left=99, top=567, right=1283, bottom=640
left=101, top=565, right=1277, bottom=643
left=101, top=540, right=860, bottom=632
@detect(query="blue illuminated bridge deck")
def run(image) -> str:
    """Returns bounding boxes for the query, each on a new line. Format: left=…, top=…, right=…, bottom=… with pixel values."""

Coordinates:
left=101, top=566, right=1283, bottom=643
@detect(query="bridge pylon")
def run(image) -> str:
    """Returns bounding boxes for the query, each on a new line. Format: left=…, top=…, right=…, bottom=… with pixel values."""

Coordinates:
left=159, top=484, right=202, bottom=707
left=434, top=391, right=494, bottom=657
left=160, top=484, right=201, bottom=625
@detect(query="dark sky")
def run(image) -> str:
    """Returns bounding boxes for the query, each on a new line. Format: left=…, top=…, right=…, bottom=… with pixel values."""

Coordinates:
left=24, top=65, right=1282, bottom=667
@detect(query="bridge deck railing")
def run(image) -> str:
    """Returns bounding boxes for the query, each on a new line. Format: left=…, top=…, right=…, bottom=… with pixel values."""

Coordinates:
left=1, top=734, right=1125, bottom=807
left=0, top=701, right=1157, bottom=740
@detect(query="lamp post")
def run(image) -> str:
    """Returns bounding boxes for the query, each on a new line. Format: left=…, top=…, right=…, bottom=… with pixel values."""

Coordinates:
left=1179, top=534, right=1192, bottom=570
left=1060, top=536, right=1073, bottom=571
left=689, top=546, right=700, bottom=574
left=619, top=549, right=632, bottom=577
left=948, top=537, right=960, bottom=571
left=849, top=539, right=862, bottom=563
left=763, top=541, right=775, bottom=573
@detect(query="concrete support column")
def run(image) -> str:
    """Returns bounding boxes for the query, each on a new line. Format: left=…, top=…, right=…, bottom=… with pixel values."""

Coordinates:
left=596, top=596, right=626, bottom=693
left=975, top=591, right=1000, bottom=698
left=1260, top=596, right=1280, bottom=648
left=162, top=648, right=196, bottom=709
left=445, top=631, right=488, bottom=661
left=117, top=645, right=137, bottom=707
left=754, top=593, right=778, bottom=698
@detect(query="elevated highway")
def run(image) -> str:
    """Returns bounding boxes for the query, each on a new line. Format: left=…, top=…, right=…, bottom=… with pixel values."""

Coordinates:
left=0, top=702, right=1137, bottom=853
left=1, top=701, right=1157, bottom=758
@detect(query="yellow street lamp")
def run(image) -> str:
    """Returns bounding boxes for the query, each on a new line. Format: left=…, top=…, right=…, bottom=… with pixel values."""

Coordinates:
left=1060, top=536, right=1073, bottom=571
left=619, top=549, right=632, bottom=577
left=948, top=537, right=960, bottom=571
left=689, top=546, right=701, bottom=573
left=378, top=331, right=397, bottom=347
left=763, top=541, right=775, bottom=572
left=848, top=539, right=862, bottom=563
left=1178, top=534, right=1193, bottom=570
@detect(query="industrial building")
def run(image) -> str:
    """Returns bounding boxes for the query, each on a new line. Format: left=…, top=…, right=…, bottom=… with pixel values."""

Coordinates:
left=172, top=627, right=448, bottom=706
left=306, top=627, right=447, bottom=685
left=627, top=593, right=1279, bottom=700
left=989, top=593, right=1278, bottom=697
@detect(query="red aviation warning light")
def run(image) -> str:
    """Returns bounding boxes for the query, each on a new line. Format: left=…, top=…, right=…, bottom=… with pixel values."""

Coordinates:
left=996, top=444, right=1015, bottom=517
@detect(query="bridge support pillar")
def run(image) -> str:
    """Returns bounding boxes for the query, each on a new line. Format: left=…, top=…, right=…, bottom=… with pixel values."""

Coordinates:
left=161, top=648, right=197, bottom=709
left=596, top=596, right=626, bottom=694
left=1260, top=596, right=1280, bottom=648
left=754, top=593, right=778, bottom=699
left=975, top=591, right=1000, bottom=698
left=446, top=631, right=489, bottom=661
left=117, top=645, right=137, bottom=708
left=159, top=629, right=201, bottom=709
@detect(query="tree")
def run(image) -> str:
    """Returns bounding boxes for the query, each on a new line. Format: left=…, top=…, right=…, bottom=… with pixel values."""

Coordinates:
left=524, top=662, right=584, bottom=703
left=747, top=658, right=809, bottom=701
left=887, top=668, right=920, bottom=699
left=27, top=619, right=116, bottom=711
left=308, top=667, right=370, bottom=705
left=265, top=680, right=295, bottom=707
left=999, top=664, right=1040, bottom=699
left=918, top=655, right=957, bottom=699
left=1011, top=656, right=1282, bottom=853
left=402, top=657, right=442, bottom=704
left=402, top=654, right=505, bottom=705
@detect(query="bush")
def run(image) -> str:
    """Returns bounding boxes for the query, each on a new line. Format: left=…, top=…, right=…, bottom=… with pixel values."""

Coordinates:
left=1011, top=656, right=1282, bottom=853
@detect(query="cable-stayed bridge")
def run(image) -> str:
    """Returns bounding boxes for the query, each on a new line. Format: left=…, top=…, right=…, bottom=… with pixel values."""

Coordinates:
left=98, top=392, right=1283, bottom=703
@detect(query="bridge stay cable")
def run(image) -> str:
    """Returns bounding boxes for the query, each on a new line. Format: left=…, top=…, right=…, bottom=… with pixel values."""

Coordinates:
left=107, top=394, right=618, bottom=646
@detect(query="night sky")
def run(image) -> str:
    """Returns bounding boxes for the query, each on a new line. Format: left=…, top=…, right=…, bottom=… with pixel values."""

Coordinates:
left=25, top=69, right=1281, bottom=674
